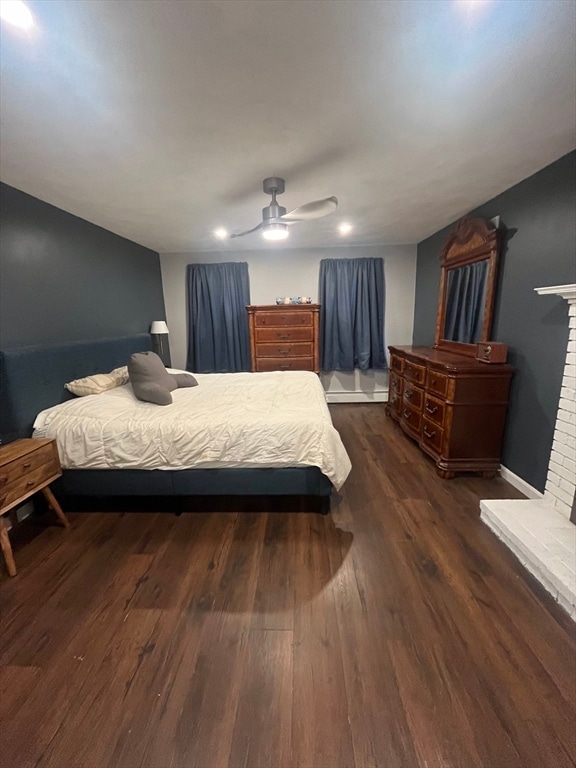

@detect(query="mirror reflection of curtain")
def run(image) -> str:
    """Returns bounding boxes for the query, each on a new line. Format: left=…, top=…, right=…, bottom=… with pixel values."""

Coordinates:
left=186, top=262, right=251, bottom=372
left=319, top=257, right=386, bottom=371
left=443, top=260, right=489, bottom=343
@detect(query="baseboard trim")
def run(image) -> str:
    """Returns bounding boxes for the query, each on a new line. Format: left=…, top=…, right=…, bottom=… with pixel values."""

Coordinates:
left=499, top=465, right=544, bottom=500
left=325, top=389, right=389, bottom=404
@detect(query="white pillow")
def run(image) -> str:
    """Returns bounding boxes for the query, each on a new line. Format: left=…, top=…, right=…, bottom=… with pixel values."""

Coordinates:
left=65, top=366, right=129, bottom=397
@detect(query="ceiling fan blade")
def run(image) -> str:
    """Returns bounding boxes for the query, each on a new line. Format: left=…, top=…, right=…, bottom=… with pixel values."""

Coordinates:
left=230, top=222, right=263, bottom=239
left=281, top=196, right=338, bottom=222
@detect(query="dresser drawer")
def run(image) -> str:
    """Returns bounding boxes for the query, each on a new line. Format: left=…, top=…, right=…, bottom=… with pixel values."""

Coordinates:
left=426, top=369, right=448, bottom=398
left=404, top=360, right=426, bottom=385
left=401, top=402, right=421, bottom=435
left=389, top=371, right=403, bottom=398
left=403, top=383, right=423, bottom=410
left=255, top=327, right=313, bottom=343
left=388, top=391, right=402, bottom=416
left=390, top=354, right=404, bottom=374
left=255, top=342, right=313, bottom=358
left=423, top=393, right=445, bottom=427
left=254, top=311, right=313, bottom=328
left=421, top=418, right=443, bottom=455
left=255, top=357, right=315, bottom=372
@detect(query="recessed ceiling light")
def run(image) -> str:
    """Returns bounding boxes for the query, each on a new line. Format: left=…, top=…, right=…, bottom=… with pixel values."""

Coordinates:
left=338, top=222, right=353, bottom=236
left=0, top=0, right=34, bottom=30
left=213, top=228, right=228, bottom=240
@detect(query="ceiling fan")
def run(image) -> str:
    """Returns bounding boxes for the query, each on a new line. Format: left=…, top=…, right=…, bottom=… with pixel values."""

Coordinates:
left=230, top=177, right=338, bottom=241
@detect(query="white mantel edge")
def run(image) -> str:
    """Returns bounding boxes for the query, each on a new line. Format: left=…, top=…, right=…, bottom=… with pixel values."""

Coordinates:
left=534, top=284, right=576, bottom=301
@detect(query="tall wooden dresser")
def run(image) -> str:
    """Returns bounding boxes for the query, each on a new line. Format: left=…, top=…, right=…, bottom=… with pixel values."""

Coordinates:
left=387, top=346, right=513, bottom=478
left=246, top=304, right=320, bottom=374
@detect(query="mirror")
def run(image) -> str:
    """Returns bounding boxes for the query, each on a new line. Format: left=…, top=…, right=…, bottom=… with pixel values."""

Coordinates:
left=434, top=217, right=500, bottom=356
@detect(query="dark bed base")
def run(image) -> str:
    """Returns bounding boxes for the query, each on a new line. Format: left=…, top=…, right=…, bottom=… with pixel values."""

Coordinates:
left=0, top=335, right=334, bottom=509
left=54, top=466, right=332, bottom=497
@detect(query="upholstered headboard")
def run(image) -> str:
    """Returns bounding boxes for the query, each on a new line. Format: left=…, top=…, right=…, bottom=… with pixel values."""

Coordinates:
left=0, top=334, right=151, bottom=443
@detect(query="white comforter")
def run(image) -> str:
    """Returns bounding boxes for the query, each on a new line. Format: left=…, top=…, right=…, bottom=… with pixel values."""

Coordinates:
left=32, top=370, right=351, bottom=490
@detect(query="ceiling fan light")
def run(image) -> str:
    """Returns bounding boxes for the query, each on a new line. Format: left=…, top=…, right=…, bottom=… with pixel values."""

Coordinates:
left=262, top=223, right=289, bottom=241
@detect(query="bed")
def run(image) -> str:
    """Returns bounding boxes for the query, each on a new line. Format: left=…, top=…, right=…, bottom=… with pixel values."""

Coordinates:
left=0, top=335, right=350, bottom=511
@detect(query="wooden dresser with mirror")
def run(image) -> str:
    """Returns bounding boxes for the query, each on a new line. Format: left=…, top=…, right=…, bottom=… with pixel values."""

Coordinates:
left=386, top=217, right=513, bottom=479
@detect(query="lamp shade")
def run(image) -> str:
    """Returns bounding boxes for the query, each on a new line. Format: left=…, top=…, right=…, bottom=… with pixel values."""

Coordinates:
left=150, top=321, right=169, bottom=334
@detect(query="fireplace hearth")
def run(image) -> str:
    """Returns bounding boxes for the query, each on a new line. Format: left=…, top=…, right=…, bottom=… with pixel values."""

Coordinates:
left=481, top=284, right=576, bottom=620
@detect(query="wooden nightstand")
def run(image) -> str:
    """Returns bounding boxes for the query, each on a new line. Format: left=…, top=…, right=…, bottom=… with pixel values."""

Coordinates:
left=0, top=438, right=69, bottom=577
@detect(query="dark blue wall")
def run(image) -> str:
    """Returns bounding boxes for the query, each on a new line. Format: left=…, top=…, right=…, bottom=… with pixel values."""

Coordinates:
left=0, top=183, right=165, bottom=348
left=413, top=151, right=576, bottom=492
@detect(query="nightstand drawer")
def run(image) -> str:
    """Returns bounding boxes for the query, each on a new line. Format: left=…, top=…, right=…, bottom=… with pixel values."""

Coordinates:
left=255, top=342, right=313, bottom=358
left=255, top=357, right=315, bottom=372
left=1, top=462, right=61, bottom=511
left=0, top=442, right=59, bottom=490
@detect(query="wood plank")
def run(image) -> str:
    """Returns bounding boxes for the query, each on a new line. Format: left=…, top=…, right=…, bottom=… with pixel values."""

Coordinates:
left=145, top=513, right=267, bottom=768
left=251, top=512, right=296, bottom=629
left=291, top=512, right=356, bottom=768
left=228, top=629, right=293, bottom=768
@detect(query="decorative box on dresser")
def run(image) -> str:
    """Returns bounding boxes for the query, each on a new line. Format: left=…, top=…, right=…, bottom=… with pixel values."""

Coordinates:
left=387, top=346, right=513, bottom=478
left=247, top=304, right=320, bottom=374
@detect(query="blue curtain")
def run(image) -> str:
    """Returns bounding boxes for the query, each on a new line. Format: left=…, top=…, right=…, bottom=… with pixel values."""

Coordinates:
left=444, top=261, right=488, bottom=344
left=319, top=257, right=386, bottom=372
left=186, top=262, right=251, bottom=373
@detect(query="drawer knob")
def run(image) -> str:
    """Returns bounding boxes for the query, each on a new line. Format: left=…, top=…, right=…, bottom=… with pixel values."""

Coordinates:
left=26, top=480, right=35, bottom=488
left=405, top=389, right=413, bottom=399
left=425, top=401, right=438, bottom=415
left=23, top=462, right=32, bottom=469
left=423, top=426, right=436, bottom=440
left=403, top=409, right=411, bottom=420
left=280, top=364, right=291, bottom=369
left=277, top=333, right=289, bottom=340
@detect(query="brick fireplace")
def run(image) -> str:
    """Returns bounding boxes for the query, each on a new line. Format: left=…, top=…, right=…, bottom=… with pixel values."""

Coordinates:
left=481, top=284, right=576, bottom=619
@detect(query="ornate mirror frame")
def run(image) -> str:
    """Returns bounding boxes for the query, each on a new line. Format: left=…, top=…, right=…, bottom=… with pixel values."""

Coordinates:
left=434, top=216, right=500, bottom=357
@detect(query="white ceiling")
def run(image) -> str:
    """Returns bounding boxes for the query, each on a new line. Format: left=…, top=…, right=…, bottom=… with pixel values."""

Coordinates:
left=1, top=0, right=575, bottom=253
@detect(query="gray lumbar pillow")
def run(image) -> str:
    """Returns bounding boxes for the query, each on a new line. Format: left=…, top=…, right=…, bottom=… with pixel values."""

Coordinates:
left=128, top=351, right=198, bottom=405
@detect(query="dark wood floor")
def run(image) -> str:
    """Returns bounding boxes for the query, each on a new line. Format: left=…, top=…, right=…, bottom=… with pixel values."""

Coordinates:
left=1, top=404, right=575, bottom=768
